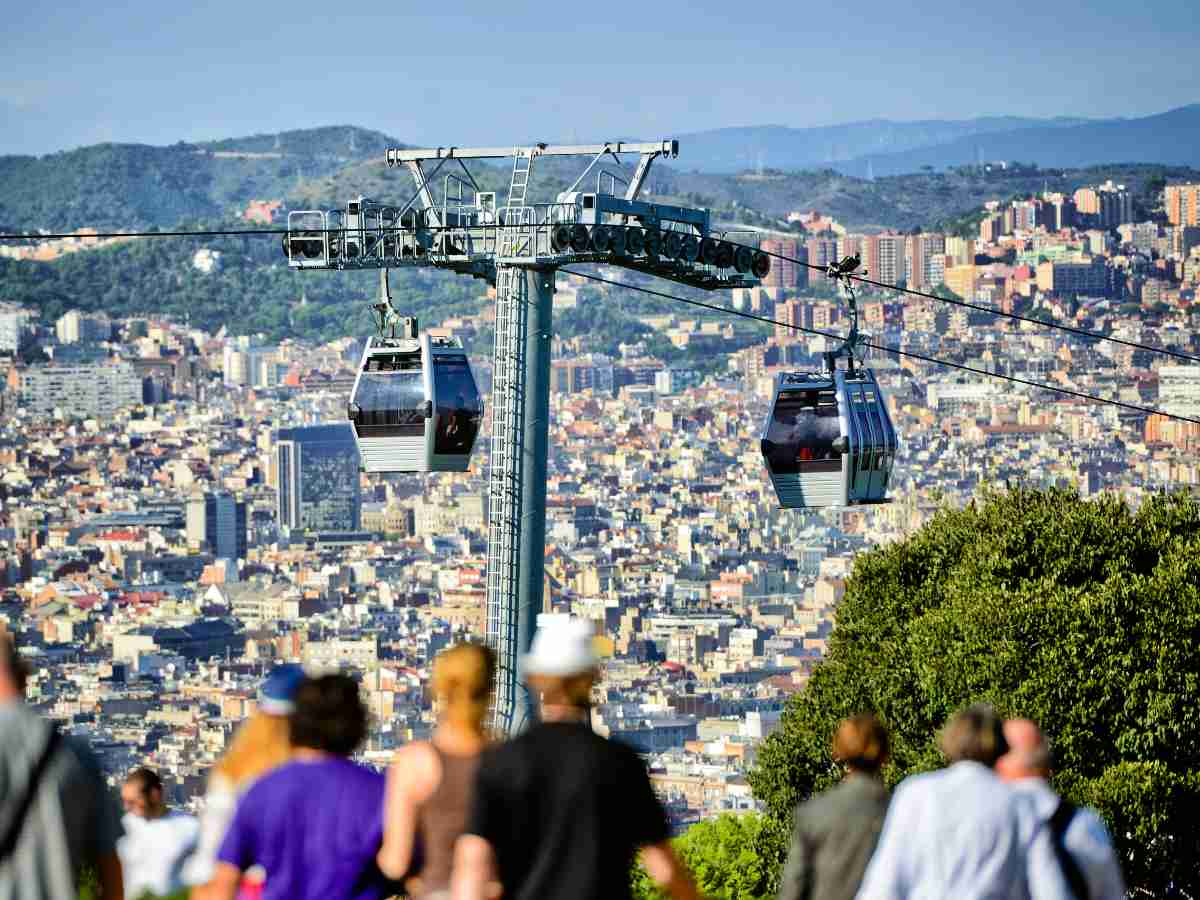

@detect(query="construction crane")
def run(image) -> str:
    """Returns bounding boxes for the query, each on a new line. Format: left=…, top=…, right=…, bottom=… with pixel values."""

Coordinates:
left=283, top=139, right=770, bottom=733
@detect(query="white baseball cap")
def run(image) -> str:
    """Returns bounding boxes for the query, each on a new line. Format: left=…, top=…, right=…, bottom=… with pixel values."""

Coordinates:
left=522, top=617, right=598, bottom=678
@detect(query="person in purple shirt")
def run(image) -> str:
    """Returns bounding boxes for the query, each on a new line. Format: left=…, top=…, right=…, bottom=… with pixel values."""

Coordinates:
left=210, top=673, right=391, bottom=900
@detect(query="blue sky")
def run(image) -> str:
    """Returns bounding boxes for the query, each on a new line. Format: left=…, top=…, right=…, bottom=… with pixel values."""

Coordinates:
left=1, top=0, right=1196, bottom=155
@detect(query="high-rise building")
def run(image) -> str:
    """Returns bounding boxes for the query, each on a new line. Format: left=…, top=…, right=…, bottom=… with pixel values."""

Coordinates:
left=1074, top=181, right=1133, bottom=229
left=1166, top=184, right=1200, bottom=227
left=837, top=235, right=864, bottom=263
left=1036, top=258, right=1109, bottom=297
left=1157, top=366, right=1200, bottom=418
left=805, top=237, right=838, bottom=271
left=905, top=234, right=946, bottom=290
left=944, top=236, right=975, bottom=267
left=55, top=310, right=111, bottom=345
left=980, top=215, right=1005, bottom=244
left=0, top=307, right=34, bottom=354
left=863, top=234, right=906, bottom=286
left=551, top=354, right=615, bottom=395
left=1041, top=193, right=1076, bottom=231
left=759, top=239, right=807, bottom=293
left=275, top=424, right=362, bottom=534
left=224, top=341, right=280, bottom=388
left=17, top=363, right=142, bottom=417
left=1012, top=200, right=1039, bottom=233
left=187, top=492, right=248, bottom=560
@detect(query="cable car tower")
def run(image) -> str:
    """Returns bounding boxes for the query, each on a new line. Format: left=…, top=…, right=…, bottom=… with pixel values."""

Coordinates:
left=283, top=140, right=770, bottom=733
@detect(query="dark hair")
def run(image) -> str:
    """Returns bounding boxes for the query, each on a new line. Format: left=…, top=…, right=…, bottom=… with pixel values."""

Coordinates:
left=0, top=634, right=28, bottom=694
left=288, top=674, right=368, bottom=755
left=832, top=714, right=890, bottom=773
left=126, top=767, right=163, bottom=797
left=940, top=704, right=1009, bottom=767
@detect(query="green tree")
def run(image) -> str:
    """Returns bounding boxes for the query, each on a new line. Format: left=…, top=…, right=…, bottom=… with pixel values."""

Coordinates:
left=749, top=487, right=1200, bottom=897
left=632, top=814, right=770, bottom=900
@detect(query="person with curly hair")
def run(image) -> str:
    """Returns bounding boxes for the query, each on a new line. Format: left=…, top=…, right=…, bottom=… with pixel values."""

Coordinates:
left=208, top=673, right=391, bottom=900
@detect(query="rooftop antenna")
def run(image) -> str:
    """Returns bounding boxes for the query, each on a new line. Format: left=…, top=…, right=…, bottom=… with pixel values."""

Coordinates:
left=282, top=137, right=772, bottom=734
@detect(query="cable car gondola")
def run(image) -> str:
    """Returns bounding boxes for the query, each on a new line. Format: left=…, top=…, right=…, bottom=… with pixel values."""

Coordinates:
left=761, top=369, right=896, bottom=507
left=347, top=272, right=482, bottom=473
left=760, top=254, right=898, bottom=508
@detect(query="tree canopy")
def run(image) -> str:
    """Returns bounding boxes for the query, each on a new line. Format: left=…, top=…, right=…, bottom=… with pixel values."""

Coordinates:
left=633, top=813, right=770, bottom=900
left=749, top=487, right=1200, bottom=897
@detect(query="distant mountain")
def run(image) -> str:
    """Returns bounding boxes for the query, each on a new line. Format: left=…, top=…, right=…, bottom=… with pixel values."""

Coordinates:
left=676, top=116, right=1091, bottom=172
left=834, top=105, right=1200, bottom=177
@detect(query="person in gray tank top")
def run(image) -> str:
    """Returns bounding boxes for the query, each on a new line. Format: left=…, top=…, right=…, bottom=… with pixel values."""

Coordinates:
left=378, top=643, right=496, bottom=900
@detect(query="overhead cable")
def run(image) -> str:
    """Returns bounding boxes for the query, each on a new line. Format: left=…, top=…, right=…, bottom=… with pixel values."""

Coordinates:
left=561, top=267, right=1200, bottom=428
left=4, top=222, right=1196, bottom=365
left=740, top=239, right=1200, bottom=365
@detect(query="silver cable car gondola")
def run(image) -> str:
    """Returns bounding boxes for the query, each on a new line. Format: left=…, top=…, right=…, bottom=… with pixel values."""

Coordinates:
left=347, top=272, right=482, bottom=473
left=760, top=255, right=898, bottom=508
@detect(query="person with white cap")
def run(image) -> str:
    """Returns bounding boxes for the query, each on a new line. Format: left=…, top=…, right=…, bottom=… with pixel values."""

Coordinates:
left=450, top=617, right=699, bottom=900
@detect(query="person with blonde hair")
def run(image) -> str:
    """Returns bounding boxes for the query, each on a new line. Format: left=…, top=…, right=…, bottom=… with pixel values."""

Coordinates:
left=188, top=664, right=304, bottom=899
left=377, top=642, right=497, bottom=899
left=778, top=713, right=892, bottom=900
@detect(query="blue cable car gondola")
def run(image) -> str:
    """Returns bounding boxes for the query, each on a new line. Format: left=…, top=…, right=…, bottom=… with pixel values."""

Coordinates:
left=761, top=369, right=896, bottom=507
left=760, top=254, right=898, bottom=507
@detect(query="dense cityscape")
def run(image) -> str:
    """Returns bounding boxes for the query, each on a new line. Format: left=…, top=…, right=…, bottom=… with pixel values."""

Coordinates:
left=1, top=175, right=1198, bottom=847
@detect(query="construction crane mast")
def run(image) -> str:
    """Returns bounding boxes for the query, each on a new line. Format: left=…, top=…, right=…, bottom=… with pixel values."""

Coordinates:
left=283, top=139, right=770, bottom=733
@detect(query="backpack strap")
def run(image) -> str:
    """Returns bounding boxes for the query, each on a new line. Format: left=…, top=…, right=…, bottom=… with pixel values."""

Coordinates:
left=0, top=726, right=62, bottom=862
left=1048, top=798, right=1089, bottom=900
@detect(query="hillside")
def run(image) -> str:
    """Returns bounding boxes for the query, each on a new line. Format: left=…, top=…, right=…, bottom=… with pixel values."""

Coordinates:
left=0, top=126, right=397, bottom=232
left=0, top=233, right=485, bottom=344
left=2, top=120, right=1197, bottom=236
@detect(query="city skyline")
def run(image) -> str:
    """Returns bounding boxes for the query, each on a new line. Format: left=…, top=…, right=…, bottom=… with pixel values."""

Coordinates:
left=2, top=0, right=1198, bottom=156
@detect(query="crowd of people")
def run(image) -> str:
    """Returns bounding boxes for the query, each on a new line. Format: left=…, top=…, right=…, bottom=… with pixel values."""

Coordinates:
left=0, top=622, right=1126, bottom=900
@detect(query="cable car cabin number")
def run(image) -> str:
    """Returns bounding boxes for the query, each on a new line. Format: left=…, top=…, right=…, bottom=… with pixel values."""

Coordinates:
left=760, top=370, right=897, bottom=508
left=347, top=334, right=483, bottom=473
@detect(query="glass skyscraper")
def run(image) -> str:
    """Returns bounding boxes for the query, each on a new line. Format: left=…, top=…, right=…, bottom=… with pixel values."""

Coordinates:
left=275, top=424, right=362, bottom=534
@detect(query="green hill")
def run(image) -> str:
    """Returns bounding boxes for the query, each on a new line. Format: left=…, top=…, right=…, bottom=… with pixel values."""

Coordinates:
left=0, top=126, right=398, bottom=232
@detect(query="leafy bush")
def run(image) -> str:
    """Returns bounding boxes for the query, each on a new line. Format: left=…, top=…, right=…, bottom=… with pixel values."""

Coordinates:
left=749, top=488, right=1200, bottom=897
left=632, top=813, right=769, bottom=900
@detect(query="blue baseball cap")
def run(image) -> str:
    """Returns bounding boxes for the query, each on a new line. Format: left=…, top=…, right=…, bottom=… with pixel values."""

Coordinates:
left=258, top=664, right=306, bottom=716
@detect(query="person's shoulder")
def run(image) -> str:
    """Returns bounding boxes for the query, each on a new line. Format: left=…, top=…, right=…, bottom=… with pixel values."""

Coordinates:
left=50, top=731, right=112, bottom=792
left=328, top=755, right=386, bottom=787
left=892, top=766, right=945, bottom=797
left=239, top=759, right=302, bottom=798
left=153, top=810, right=201, bottom=840
left=391, top=739, right=440, bottom=773
left=1068, top=805, right=1117, bottom=849
left=801, top=776, right=886, bottom=818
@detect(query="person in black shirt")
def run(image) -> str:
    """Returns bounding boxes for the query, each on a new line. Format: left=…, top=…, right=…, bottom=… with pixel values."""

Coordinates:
left=450, top=618, right=699, bottom=900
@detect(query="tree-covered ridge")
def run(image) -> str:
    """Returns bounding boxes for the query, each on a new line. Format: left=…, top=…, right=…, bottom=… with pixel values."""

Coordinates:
left=749, top=487, right=1200, bottom=897
left=0, top=127, right=397, bottom=232
left=0, top=230, right=487, bottom=343
left=4, top=120, right=1195, bottom=234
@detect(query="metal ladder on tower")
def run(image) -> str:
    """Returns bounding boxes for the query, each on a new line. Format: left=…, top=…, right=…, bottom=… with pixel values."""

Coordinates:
left=485, top=263, right=528, bottom=733
left=500, top=147, right=536, bottom=259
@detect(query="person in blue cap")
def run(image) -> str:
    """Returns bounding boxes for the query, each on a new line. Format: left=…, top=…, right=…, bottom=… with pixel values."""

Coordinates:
left=189, top=664, right=306, bottom=899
